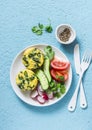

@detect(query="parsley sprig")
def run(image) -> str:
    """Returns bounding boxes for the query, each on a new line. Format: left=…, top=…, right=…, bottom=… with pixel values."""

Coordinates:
left=46, top=80, right=66, bottom=98
left=32, top=19, right=53, bottom=35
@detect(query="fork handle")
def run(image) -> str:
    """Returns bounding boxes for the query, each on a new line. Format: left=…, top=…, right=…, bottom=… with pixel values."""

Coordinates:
left=80, top=81, right=87, bottom=108
left=68, top=72, right=84, bottom=112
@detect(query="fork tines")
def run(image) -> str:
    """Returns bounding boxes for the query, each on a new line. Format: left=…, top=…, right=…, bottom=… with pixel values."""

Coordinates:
left=82, top=50, right=92, bottom=63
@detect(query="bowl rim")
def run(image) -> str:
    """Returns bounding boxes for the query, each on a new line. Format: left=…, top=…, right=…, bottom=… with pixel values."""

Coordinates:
left=55, top=24, right=76, bottom=44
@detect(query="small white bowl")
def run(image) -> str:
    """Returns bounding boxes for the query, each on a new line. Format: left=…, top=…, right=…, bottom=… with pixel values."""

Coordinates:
left=55, top=24, right=76, bottom=44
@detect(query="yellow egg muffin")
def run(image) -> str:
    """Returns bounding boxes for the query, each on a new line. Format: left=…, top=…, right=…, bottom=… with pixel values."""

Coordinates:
left=22, top=48, right=44, bottom=70
left=16, top=69, right=38, bottom=91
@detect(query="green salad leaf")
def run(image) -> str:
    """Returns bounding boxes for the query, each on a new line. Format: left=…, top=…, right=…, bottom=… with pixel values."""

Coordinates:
left=44, top=46, right=55, bottom=60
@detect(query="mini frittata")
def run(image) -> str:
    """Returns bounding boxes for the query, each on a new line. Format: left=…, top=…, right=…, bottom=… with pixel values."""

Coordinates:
left=16, top=69, right=38, bottom=91
left=22, top=48, right=44, bottom=70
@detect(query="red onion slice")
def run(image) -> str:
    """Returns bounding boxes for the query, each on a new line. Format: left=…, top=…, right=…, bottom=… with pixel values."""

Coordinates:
left=36, top=95, right=46, bottom=104
left=47, top=92, right=54, bottom=99
left=38, top=85, right=44, bottom=92
left=30, top=90, right=38, bottom=99
left=42, top=93, right=48, bottom=100
left=37, top=85, right=44, bottom=96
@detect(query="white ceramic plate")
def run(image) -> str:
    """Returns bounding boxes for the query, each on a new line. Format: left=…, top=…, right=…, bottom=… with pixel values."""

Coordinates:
left=10, top=44, right=72, bottom=107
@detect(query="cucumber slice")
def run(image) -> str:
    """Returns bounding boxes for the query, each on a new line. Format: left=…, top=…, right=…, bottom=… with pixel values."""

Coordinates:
left=43, top=56, right=51, bottom=82
left=36, top=69, right=49, bottom=90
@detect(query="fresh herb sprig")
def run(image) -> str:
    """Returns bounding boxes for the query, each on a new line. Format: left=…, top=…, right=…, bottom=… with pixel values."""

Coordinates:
left=45, top=25, right=53, bottom=33
left=45, top=18, right=53, bottom=33
left=32, top=19, right=53, bottom=35
left=46, top=80, right=66, bottom=98
left=32, top=23, right=44, bottom=35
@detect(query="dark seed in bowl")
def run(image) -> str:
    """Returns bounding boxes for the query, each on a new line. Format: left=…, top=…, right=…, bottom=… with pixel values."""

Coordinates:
left=59, top=28, right=71, bottom=42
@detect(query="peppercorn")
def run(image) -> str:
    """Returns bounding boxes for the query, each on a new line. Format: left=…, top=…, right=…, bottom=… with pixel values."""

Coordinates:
left=59, top=28, right=71, bottom=42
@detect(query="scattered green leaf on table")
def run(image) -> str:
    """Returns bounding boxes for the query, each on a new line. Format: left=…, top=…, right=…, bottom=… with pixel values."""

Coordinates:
left=45, top=25, right=53, bottom=33
left=31, top=20, right=53, bottom=35
left=38, top=23, right=44, bottom=29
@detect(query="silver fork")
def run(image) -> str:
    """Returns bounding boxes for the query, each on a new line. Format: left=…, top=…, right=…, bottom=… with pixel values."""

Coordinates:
left=68, top=50, right=92, bottom=112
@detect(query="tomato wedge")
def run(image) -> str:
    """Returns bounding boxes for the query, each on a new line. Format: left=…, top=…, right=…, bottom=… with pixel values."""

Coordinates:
left=51, top=58, right=70, bottom=70
left=50, top=69, right=68, bottom=82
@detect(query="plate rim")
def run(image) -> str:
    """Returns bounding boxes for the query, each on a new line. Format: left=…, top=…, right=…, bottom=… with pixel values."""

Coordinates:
left=10, top=43, right=72, bottom=107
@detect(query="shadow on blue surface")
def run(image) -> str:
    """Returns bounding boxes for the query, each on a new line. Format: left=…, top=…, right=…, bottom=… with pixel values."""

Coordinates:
left=59, top=39, right=80, bottom=53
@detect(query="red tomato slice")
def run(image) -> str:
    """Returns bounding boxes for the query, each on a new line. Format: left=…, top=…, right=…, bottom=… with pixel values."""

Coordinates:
left=56, top=70, right=68, bottom=81
left=50, top=69, right=68, bottom=82
left=56, top=70, right=68, bottom=74
left=51, top=59, right=70, bottom=70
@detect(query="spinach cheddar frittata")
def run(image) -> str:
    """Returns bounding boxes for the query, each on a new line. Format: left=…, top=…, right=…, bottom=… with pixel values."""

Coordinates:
left=22, top=48, right=44, bottom=70
left=16, top=69, right=38, bottom=91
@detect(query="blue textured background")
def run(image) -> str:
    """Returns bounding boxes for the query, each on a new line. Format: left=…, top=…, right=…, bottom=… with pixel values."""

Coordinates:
left=0, top=0, right=92, bottom=130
